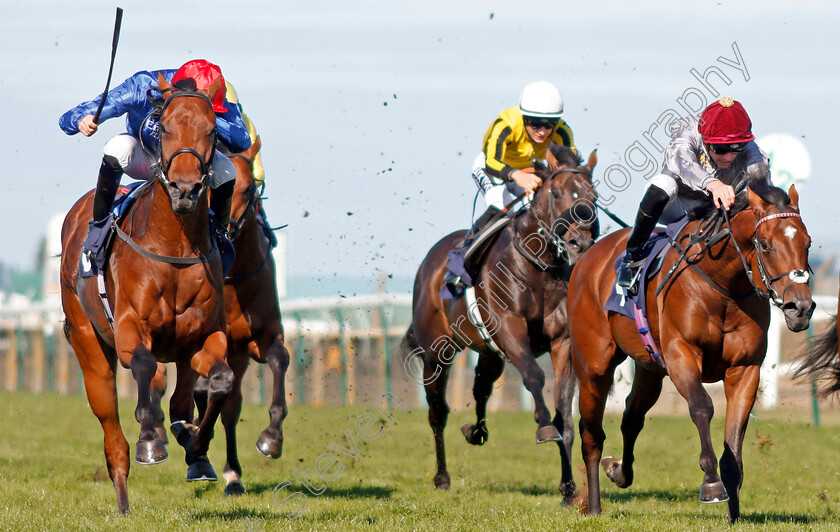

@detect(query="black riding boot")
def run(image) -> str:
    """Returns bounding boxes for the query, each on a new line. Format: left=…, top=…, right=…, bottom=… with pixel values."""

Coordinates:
left=83, top=155, right=123, bottom=256
left=444, top=206, right=503, bottom=288
left=209, top=180, right=235, bottom=229
left=616, top=185, right=669, bottom=291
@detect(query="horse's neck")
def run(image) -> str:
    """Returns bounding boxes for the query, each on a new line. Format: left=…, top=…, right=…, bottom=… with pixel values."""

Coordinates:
left=144, top=181, right=212, bottom=251
left=688, top=211, right=755, bottom=290
left=235, top=210, right=266, bottom=256
left=511, top=203, right=567, bottom=271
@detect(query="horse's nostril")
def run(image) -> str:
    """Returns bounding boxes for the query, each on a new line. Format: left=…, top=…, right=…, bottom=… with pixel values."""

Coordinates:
left=190, top=183, right=203, bottom=199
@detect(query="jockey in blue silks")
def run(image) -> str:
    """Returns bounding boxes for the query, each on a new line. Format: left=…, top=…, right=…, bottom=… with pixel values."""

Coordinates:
left=59, top=59, right=251, bottom=259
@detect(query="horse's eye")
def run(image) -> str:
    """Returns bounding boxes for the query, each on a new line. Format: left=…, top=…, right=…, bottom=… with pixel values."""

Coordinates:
left=159, top=124, right=168, bottom=135
left=759, top=240, right=772, bottom=252
left=572, top=192, right=579, bottom=199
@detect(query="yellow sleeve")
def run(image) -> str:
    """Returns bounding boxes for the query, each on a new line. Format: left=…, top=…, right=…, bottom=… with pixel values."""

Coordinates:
left=240, top=111, right=265, bottom=186
left=483, top=117, right=515, bottom=180
left=551, top=119, right=575, bottom=154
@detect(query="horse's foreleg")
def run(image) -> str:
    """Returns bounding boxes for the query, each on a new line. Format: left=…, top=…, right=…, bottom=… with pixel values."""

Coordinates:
left=150, top=362, right=168, bottom=444
left=423, top=355, right=453, bottom=490
left=129, top=346, right=168, bottom=465
left=220, top=355, right=250, bottom=496
left=602, top=362, right=663, bottom=490
left=193, top=375, right=209, bottom=424
left=503, top=326, right=558, bottom=443
left=668, top=344, right=727, bottom=504
left=721, top=364, right=760, bottom=524
left=549, top=337, right=577, bottom=503
left=168, top=360, right=212, bottom=481
left=189, top=331, right=233, bottom=465
left=576, top=367, right=614, bottom=516
left=255, top=336, right=290, bottom=459
left=66, top=315, right=131, bottom=514
left=461, top=352, right=505, bottom=446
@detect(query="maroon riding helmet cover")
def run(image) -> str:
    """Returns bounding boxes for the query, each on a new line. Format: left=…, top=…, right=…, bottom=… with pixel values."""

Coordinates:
left=698, top=97, right=754, bottom=144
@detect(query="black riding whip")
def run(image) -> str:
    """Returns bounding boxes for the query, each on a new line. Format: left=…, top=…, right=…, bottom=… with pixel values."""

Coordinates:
left=92, top=7, right=124, bottom=124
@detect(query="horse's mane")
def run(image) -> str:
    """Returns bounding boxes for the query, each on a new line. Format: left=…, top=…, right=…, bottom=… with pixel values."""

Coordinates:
left=147, top=79, right=200, bottom=115
left=548, top=143, right=583, bottom=169
left=693, top=182, right=791, bottom=222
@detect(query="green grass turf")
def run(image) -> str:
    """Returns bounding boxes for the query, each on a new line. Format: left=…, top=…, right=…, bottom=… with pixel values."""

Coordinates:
left=1, top=391, right=840, bottom=531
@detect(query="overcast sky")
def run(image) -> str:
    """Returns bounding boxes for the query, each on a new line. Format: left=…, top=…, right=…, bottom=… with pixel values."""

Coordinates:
left=2, top=0, right=838, bottom=286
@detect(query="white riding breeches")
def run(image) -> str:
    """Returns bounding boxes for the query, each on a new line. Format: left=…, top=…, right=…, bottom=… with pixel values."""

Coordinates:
left=471, top=153, right=529, bottom=212
left=103, top=133, right=235, bottom=189
left=647, top=172, right=711, bottom=225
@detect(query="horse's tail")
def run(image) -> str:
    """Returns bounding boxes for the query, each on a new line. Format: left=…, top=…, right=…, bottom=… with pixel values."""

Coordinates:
left=399, top=323, right=420, bottom=360
left=793, top=315, right=840, bottom=397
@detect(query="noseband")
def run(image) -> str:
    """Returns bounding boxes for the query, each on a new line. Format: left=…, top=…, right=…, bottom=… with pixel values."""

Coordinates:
left=723, top=208, right=809, bottom=307
left=153, top=91, right=218, bottom=187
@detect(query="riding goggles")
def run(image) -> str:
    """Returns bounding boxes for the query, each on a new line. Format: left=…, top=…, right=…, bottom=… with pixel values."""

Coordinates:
left=524, top=117, right=559, bottom=130
left=708, top=142, right=746, bottom=155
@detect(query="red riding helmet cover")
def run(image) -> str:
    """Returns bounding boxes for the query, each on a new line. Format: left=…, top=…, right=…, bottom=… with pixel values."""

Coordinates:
left=698, top=97, right=754, bottom=144
left=171, top=59, right=228, bottom=113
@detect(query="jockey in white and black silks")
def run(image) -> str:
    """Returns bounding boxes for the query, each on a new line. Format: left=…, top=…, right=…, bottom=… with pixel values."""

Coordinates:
left=616, top=97, right=773, bottom=292
left=59, top=59, right=251, bottom=258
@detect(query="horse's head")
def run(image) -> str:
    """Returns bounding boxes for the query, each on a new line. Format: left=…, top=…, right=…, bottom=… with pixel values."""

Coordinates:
left=531, top=145, right=599, bottom=265
left=155, top=72, right=222, bottom=215
left=745, top=184, right=815, bottom=331
left=226, top=136, right=262, bottom=241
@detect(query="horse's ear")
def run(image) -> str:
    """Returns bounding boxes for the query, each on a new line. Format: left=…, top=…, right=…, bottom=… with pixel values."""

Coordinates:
left=586, top=149, right=598, bottom=171
left=788, top=183, right=800, bottom=208
left=243, top=135, right=262, bottom=159
left=157, top=72, right=172, bottom=93
left=205, top=76, right=223, bottom=108
left=546, top=148, right=559, bottom=171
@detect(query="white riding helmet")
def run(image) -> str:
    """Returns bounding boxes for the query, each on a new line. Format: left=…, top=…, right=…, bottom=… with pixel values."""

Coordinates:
left=519, top=81, right=564, bottom=118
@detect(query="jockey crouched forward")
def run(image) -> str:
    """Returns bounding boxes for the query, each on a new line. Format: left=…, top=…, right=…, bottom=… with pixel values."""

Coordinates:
left=58, top=59, right=251, bottom=269
left=443, top=81, right=576, bottom=292
left=615, top=97, right=773, bottom=293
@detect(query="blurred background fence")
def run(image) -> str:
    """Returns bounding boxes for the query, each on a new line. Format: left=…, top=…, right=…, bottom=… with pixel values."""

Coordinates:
left=0, top=293, right=837, bottom=417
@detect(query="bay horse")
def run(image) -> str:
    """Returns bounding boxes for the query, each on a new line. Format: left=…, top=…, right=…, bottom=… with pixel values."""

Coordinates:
left=402, top=145, right=598, bottom=503
left=189, top=136, right=291, bottom=496
left=60, top=74, right=233, bottom=514
left=567, top=183, right=815, bottom=523
left=793, top=285, right=840, bottom=396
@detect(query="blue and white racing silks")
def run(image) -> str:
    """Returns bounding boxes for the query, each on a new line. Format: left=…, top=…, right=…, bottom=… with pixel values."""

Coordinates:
left=59, top=69, right=251, bottom=155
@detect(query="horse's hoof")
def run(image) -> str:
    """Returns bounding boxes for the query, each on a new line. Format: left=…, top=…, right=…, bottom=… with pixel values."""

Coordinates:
left=224, top=480, right=246, bottom=497
left=135, top=439, right=168, bottom=464
left=460, top=422, right=488, bottom=446
left=155, top=426, right=169, bottom=445
left=434, top=472, right=450, bottom=490
left=600, top=457, right=630, bottom=488
left=699, top=481, right=729, bottom=503
left=559, top=481, right=576, bottom=505
left=186, top=457, right=218, bottom=482
left=256, top=431, right=283, bottom=459
left=536, top=425, right=563, bottom=443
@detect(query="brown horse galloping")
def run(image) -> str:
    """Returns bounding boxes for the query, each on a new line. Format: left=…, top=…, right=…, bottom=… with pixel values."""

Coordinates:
left=60, top=74, right=232, bottom=514
left=567, top=184, right=814, bottom=523
left=190, top=137, right=291, bottom=496
left=403, top=145, right=598, bottom=503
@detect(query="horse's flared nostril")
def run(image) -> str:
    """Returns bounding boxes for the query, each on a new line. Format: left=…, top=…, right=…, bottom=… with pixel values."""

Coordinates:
left=190, top=183, right=203, bottom=201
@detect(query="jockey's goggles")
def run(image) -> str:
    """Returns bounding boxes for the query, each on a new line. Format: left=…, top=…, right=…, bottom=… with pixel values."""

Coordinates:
left=709, top=142, right=746, bottom=155
left=524, top=117, right=559, bottom=130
